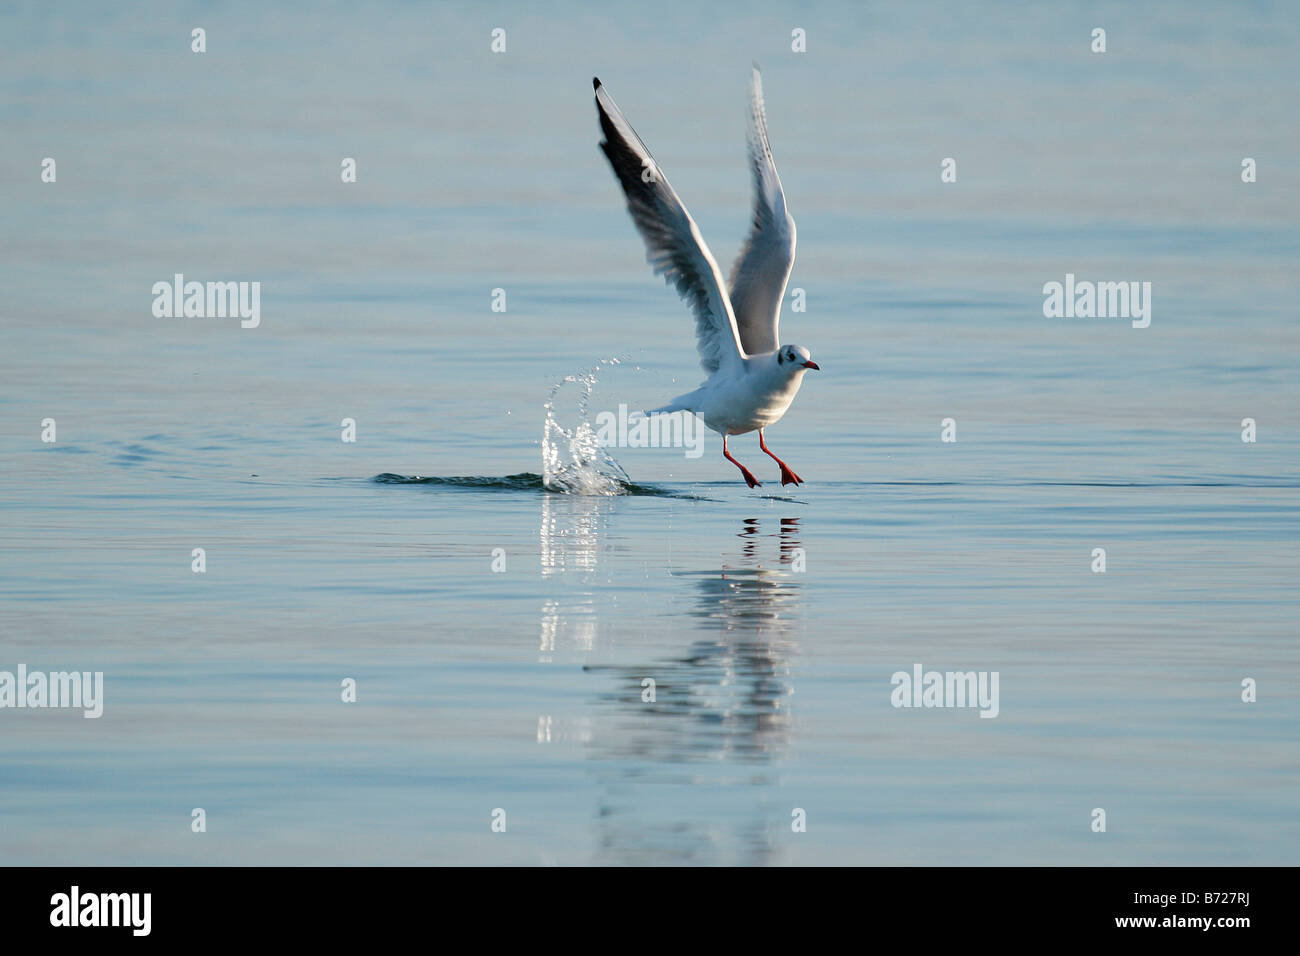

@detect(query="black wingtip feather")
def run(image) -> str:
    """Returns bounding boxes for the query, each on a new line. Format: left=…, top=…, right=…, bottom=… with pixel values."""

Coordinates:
left=593, top=77, right=601, bottom=90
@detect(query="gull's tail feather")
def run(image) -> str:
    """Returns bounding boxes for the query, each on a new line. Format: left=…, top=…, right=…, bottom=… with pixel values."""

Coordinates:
left=646, top=388, right=703, bottom=417
left=645, top=401, right=686, bottom=416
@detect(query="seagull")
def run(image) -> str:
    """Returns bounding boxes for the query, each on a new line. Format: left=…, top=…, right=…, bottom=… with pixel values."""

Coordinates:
left=593, top=67, right=818, bottom=488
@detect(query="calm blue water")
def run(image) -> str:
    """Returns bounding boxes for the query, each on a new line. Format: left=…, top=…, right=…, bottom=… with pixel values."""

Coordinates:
left=1, top=1, right=1297, bottom=865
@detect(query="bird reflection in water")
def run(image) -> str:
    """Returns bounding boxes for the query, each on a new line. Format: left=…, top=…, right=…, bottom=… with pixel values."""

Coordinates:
left=585, top=516, right=804, bottom=865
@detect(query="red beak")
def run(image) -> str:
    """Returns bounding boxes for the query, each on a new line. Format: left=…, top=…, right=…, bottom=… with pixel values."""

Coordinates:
left=803, top=361, right=820, bottom=370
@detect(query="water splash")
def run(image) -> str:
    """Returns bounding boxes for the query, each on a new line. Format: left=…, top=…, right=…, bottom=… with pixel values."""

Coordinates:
left=542, top=359, right=634, bottom=495
left=371, top=358, right=706, bottom=498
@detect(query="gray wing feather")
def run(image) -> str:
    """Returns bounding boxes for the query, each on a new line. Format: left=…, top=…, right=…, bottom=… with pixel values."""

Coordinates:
left=594, top=79, right=746, bottom=375
left=727, top=65, right=796, bottom=356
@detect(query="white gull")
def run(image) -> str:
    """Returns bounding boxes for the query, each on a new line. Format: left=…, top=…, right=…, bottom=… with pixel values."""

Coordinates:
left=594, top=66, right=819, bottom=488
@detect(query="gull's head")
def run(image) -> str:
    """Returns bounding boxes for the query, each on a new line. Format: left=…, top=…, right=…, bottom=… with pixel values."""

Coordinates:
left=776, top=345, right=819, bottom=375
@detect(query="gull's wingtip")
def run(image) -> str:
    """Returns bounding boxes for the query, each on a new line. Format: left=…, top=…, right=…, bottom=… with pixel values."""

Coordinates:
left=593, top=77, right=602, bottom=90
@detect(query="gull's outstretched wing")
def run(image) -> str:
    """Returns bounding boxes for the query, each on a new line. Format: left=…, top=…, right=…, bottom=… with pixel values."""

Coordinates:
left=594, top=78, right=746, bottom=375
left=728, top=65, right=796, bottom=356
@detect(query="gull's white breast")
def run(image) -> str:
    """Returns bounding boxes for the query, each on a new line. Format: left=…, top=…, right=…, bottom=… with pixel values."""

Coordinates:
left=698, top=366, right=808, bottom=436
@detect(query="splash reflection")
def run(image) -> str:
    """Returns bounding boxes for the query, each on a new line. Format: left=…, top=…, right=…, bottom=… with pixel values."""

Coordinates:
left=538, top=493, right=613, bottom=660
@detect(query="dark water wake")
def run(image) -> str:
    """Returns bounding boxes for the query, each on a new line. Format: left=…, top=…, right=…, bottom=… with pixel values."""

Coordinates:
left=372, top=472, right=692, bottom=497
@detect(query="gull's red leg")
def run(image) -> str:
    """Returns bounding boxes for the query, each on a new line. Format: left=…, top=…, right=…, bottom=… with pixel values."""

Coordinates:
left=722, top=435, right=761, bottom=488
left=759, top=429, right=803, bottom=486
